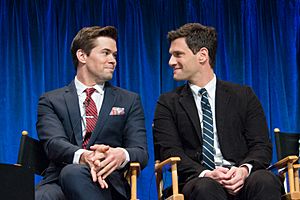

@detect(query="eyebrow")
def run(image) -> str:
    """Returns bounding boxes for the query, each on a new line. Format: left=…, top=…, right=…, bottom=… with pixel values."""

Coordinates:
left=102, top=48, right=117, bottom=52
left=170, top=50, right=184, bottom=55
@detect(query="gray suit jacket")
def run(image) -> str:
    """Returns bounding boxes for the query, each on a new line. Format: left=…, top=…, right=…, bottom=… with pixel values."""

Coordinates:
left=37, top=80, right=148, bottom=197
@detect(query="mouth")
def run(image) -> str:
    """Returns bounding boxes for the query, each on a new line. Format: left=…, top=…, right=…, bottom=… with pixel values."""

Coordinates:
left=105, top=66, right=115, bottom=71
left=173, top=68, right=182, bottom=73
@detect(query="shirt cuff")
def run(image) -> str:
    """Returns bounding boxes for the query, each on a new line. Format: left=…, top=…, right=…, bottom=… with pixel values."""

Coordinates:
left=240, top=163, right=253, bottom=177
left=73, top=149, right=87, bottom=164
left=199, top=170, right=211, bottom=177
left=118, top=148, right=130, bottom=169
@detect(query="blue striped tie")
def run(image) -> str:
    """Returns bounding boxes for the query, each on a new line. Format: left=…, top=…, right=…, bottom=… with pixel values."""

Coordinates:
left=199, top=88, right=215, bottom=170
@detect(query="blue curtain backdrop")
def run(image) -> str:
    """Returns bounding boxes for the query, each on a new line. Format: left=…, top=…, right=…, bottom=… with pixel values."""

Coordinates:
left=0, top=0, right=299, bottom=199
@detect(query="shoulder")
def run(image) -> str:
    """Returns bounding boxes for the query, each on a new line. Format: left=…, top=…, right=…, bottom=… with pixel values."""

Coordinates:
left=217, top=80, right=254, bottom=96
left=42, top=86, right=69, bottom=97
left=38, top=81, right=75, bottom=103
left=107, top=84, right=141, bottom=105
left=158, top=85, right=186, bottom=101
left=110, top=85, right=138, bottom=97
left=217, top=80, right=260, bottom=108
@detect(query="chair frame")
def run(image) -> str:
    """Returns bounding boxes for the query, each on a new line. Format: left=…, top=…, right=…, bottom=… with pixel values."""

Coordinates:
left=17, top=131, right=140, bottom=200
left=155, top=157, right=184, bottom=200
left=271, top=128, right=300, bottom=200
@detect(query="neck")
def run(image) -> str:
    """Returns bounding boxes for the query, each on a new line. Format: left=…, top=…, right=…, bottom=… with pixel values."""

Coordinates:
left=190, top=68, right=214, bottom=87
left=76, top=67, right=104, bottom=87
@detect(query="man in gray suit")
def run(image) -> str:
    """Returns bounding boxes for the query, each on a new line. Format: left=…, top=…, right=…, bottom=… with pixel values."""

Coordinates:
left=35, top=26, right=148, bottom=200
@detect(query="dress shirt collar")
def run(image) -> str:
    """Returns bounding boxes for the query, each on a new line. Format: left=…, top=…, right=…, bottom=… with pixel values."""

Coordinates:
left=74, top=76, right=105, bottom=96
left=189, top=74, right=217, bottom=99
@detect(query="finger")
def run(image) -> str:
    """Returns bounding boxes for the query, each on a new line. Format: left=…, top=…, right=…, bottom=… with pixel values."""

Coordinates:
left=90, top=144, right=110, bottom=152
left=215, top=166, right=230, bottom=174
left=97, top=161, right=116, bottom=177
left=223, top=178, right=243, bottom=191
left=224, top=167, right=237, bottom=179
left=91, top=167, right=98, bottom=182
left=97, top=175, right=108, bottom=189
left=233, top=183, right=244, bottom=194
left=91, top=153, right=106, bottom=162
left=102, top=164, right=117, bottom=179
left=98, top=156, right=112, bottom=169
left=93, top=159, right=101, bottom=167
left=222, top=176, right=238, bottom=186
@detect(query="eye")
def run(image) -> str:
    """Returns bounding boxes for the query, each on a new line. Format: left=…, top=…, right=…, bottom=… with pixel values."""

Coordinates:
left=173, top=52, right=183, bottom=58
left=113, top=53, right=117, bottom=59
left=102, top=51, right=109, bottom=55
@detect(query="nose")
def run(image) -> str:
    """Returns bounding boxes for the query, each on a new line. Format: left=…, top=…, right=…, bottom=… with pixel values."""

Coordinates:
left=168, top=55, right=177, bottom=67
left=108, top=54, right=116, bottom=65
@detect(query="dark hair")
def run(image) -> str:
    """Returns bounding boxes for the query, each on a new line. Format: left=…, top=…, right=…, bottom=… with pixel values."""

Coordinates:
left=167, top=23, right=217, bottom=68
left=71, top=26, right=117, bottom=68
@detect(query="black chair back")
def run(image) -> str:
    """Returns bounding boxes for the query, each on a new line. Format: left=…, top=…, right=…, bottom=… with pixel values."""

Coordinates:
left=17, top=131, right=49, bottom=176
left=0, top=163, right=34, bottom=200
left=274, top=128, right=300, bottom=161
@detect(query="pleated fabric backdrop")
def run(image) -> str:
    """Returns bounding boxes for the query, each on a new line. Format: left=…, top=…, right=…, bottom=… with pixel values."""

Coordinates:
left=0, top=0, right=299, bottom=199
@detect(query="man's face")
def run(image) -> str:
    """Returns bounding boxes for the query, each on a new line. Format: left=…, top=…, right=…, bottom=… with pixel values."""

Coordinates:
left=84, top=36, right=117, bottom=83
left=168, top=37, right=199, bottom=81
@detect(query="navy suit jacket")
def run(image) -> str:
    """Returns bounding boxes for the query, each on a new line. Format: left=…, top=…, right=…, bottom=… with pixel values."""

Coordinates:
left=36, top=80, right=148, bottom=197
left=153, top=80, right=272, bottom=184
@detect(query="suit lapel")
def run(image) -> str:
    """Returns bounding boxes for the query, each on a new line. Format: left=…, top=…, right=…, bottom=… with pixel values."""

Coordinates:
left=215, top=80, right=231, bottom=141
left=179, top=84, right=202, bottom=142
left=88, top=82, right=116, bottom=146
left=64, top=81, right=83, bottom=146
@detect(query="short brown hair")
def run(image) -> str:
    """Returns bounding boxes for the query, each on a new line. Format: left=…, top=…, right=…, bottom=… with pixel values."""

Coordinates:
left=168, top=23, right=217, bottom=68
left=71, top=26, right=117, bottom=68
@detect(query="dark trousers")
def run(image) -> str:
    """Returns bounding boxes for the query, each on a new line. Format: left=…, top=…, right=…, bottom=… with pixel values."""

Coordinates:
left=182, top=169, right=282, bottom=200
left=35, top=164, right=127, bottom=200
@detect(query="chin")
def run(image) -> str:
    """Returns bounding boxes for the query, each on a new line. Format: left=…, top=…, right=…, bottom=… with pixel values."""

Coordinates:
left=173, top=75, right=184, bottom=81
left=98, top=75, right=113, bottom=82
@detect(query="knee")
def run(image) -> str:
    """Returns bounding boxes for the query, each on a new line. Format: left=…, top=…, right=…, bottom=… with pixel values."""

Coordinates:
left=246, top=169, right=282, bottom=192
left=193, top=177, right=220, bottom=193
left=248, top=170, right=280, bottom=187
left=183, top=177, right=225, bottom=199
left=35, top=183, right=65, bottom=200
left=60, top=164, right=90, bottom=184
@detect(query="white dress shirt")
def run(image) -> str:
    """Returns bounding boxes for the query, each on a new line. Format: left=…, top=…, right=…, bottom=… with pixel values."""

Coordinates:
left=189, top=74, right=251, bottom=176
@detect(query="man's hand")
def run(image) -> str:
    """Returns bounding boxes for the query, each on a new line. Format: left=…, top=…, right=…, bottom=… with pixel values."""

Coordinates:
left=93, top=147, right=126, bottom=179
left=80, top=145, right=110, bottom=189
left=221, top=166, right=249, bottom=195
left=79, top=150, right=99, bottom=182
left=90, top=144, right=110, bottom=169
left=204, top=166, right=230, bottom=184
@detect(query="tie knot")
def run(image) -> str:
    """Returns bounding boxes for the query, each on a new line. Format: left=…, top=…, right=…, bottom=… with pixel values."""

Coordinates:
left=85, top=88, right=96, bottom=97
left=199, top=88, right=207, bottom=96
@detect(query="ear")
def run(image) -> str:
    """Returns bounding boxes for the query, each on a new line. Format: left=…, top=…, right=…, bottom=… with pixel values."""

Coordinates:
left=197, top=47, right=209, bottom=64
left=76, top=49, right=87, bottom=64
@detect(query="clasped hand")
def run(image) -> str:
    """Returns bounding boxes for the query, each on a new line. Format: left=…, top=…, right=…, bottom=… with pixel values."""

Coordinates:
left=80, top=144, right=126, bottom=189
left=205, top=166, right=249, bottom=195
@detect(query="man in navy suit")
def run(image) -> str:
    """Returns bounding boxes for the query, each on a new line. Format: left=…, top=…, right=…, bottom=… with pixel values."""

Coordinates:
left=153, top=23, right=281, bottom=199
left=35, top=26, right=148, bottom=200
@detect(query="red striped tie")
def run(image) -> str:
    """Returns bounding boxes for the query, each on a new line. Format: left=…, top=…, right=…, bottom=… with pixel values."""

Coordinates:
left=82, top=88, right=98, bottom=149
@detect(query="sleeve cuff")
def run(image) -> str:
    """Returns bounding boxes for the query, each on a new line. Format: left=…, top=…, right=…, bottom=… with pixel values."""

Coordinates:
left=118, top=148, right=130, bottom=169
left=73, top=149, right=88, bottom=164
left=240, top=163, right=253, bottom=177
left=199, top=170, right=211, bottom=177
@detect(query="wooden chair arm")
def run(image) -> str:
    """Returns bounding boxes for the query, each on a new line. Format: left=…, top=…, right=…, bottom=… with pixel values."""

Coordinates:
left=127, top=162, right=140, bottom=200
left=293, top=164, right=300, bottom=170
left=155, top=157, right=181, bottom=171
left=269, top=155, right=298, bottom=170
left=155, top=157, right=184, bottom=200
